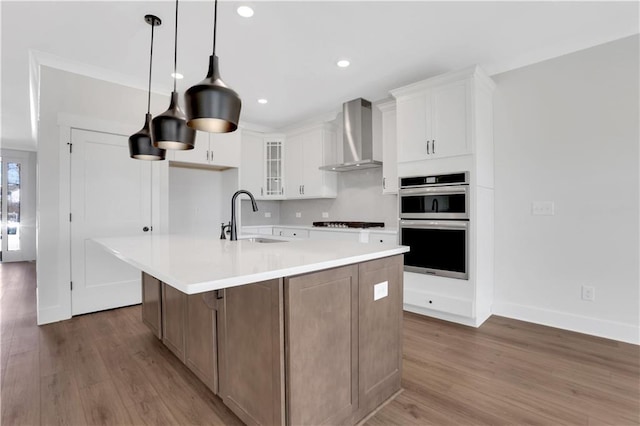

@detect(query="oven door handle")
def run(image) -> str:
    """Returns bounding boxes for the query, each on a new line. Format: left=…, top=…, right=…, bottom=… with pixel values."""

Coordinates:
left=399, top=186, right=468, bottom=195
left=400, top=220, right=469, bottom=230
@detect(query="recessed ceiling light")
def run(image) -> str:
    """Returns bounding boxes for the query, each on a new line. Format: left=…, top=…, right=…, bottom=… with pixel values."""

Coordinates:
left=237, top=6, right=254, bottom=18
left=258, top=98, right=268, bottom=104
left=171, top=72, right=184, bottom=79
left=337, top=59, right=350, bottom=68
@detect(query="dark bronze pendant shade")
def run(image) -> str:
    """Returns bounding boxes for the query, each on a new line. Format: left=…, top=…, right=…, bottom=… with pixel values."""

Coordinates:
left=129, top=14, right=166, bottom=160
left=152, top=0, right=195, bottom=150
left=152, top=91, right=195, bottom=149
left=130, top=113, right=165, bottom=160
left=185, top=0, right=241, bottom=133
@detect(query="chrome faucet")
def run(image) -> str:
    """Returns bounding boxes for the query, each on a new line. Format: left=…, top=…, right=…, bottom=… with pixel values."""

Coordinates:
left=230, top=190, right=258, bottom=241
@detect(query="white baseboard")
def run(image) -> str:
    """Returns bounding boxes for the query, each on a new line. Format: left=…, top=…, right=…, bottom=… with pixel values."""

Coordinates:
left=403, top=304, right=489, bottom=328
left=492, top=301, right=639, bottom=345
left=37, top=304, right=71, bottom=325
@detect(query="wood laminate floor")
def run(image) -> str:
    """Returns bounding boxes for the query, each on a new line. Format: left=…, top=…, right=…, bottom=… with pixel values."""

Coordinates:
left=1, top=261, right=638, bottom=425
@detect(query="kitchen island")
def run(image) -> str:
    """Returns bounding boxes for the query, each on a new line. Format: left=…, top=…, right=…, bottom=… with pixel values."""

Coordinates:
left=95, top=234, right=408, bottom=426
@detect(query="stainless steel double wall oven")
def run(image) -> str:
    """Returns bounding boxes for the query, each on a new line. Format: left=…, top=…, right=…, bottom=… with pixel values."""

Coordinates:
left=399, top=172, right=469, bottom=279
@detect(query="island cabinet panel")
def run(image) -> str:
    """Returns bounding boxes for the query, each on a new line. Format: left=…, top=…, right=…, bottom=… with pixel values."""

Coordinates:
left=162, top=283, right=187, bottom=363
left=285, top=264, right=359, bottom=426
left=354, top=255, right=404, bottom=422
left=141, top=272, right=162, bottom=339
left=185, top=291, right=218, bottom=394
left=217, top=279, right=285, bottom=426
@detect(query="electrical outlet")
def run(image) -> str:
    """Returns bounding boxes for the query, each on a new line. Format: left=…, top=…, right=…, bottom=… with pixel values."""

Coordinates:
left=264, top=212, right=271, bottom=218
left=374, top=281, right=388, bottom=301
left=322, top=212, right=329, bottom=218
left=295, top=212, right=302, bottom=218
left=581, top=285, right=595, bottom=301
left=532, top=201, right=555, bottom=216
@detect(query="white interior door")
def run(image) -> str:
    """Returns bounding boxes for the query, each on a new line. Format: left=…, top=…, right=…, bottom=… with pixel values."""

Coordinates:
left=70, top=128, right=152, bottom=315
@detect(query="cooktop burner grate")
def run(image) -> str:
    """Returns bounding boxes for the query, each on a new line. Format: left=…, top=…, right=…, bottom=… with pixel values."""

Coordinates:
left=312, top=221, right=385, bottom=229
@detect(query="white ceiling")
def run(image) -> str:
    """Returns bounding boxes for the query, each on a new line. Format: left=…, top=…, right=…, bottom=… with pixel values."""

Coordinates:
left=1, top=1, right=638, bottom=150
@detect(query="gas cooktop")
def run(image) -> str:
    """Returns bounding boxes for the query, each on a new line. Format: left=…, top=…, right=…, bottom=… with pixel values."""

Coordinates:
left=312, top=221, right=385, bottom=229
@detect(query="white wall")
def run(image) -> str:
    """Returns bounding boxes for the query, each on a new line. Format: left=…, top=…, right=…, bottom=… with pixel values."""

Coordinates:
left=241, top=200, right=281, bottom=226
left=278, top=167, right=397, bottom=228
left=169, top=166, right=238, bottom=237
left=37, top=66, right=169, bottom=324
left=492, top=35, right=639, bottom=343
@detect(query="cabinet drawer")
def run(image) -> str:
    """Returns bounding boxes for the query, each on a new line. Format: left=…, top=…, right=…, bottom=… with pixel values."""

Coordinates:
left=273, top=228, right=309, bottom=238
left=309, top=230, right=360, bottom=242
left=404, top=286, right=473, bottom=318
left=368, top=233, right=397, bottom=244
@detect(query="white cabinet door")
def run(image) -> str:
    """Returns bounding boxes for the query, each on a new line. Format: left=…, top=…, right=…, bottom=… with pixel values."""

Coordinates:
left=396, top=80, right=469, bottom=163
left=380, top=103, right=398, bottom=194
left=211, top=131, right=241, bottom=168
left=300, top=129, right=325, bottom=197
left=284, top=125, right=337, bottom=199
left=173, top=131, right=209, bottom=165
left=431, top=81, right=469, bottom=158
left=396, top=95, right=429, bottom=163
left=264, top=137, right=284, bottom=198
left=240, top=131, right=264, bottom=197
left=284, top=133, right=304, bottom=199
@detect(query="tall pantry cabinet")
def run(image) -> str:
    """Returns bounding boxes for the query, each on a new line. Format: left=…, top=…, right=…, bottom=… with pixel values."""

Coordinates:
left=391, top=66, right=495, bottom=327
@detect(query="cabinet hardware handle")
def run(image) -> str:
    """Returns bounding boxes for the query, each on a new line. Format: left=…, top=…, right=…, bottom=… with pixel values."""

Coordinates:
left=432, top=140, right=435, bottom=154
left=261, top=187, right=264, bottom=196
left=143, top=226, right=150, bottom=232
left=302, top=185, right=305, bottom=194
left=426, top=140, right=430, bottom=155
left=383, top=177, right=386, bottom=189
left=206, top=150, right=209, bottom=161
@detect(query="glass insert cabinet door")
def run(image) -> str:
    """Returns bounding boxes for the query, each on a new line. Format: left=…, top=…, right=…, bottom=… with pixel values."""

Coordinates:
left=264, top=139, right=283, bottom=196
left=1, top=155, right=24, bottom=262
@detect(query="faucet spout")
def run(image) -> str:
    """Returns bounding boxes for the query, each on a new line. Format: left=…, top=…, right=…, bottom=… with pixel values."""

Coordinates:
left=230, top=190, right=258, bottom=241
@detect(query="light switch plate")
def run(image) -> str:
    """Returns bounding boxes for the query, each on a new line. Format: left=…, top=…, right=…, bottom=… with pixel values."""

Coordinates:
left=322, top=212, right=329, bottom=218
left=532, top=201, right=555, bottom=216
left=374, top=281, right=388, bottom=301
left=295, top=212, right=302, bottom=218
left=264, top=212, right=271, bottom=218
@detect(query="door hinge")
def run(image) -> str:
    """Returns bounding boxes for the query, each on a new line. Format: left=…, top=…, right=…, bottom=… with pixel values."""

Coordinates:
left=70, top=281, right=73, bottom=291
left=67, top=142, right=73, bottom=153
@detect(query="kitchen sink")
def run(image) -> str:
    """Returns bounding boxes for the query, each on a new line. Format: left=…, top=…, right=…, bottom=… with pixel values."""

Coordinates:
left=243, top=237, right=286, bottom=243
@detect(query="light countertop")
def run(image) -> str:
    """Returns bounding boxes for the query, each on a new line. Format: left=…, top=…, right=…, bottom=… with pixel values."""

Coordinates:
left=94, top=234, right=408, bottom=295
left=243, top=225, right=398, bottom=234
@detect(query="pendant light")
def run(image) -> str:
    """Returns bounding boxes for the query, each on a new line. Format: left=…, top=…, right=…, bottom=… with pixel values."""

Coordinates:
left=184, top=0, right=241, bottom=133
left=129, top=15, right=166, bottom=160
left=152, top=0, right=195, bottom=150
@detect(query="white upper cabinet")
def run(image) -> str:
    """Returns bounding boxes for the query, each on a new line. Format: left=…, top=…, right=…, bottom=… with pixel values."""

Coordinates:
left=210, top=131, right=241, bottom=168
left=172, top=130, right=241, bottom=168
left=171, top=131, right=209, bottom=164
left=377, top=100, right=398, bottom=194
left=239, top=130, right=265, bottom=198
left=239, top=131, right=285, bottom=200
left=392, top=66, right=494, bottom=163
left=284, top=124, right=337, bottom=199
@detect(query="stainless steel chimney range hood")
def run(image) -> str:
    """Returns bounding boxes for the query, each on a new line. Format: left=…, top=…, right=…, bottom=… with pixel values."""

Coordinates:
left=320, top=98, right=382, bottom=172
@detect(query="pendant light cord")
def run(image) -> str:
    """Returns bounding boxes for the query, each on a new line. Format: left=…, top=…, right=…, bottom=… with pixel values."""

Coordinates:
left=173, top=0, right=179, bottom=92
left=212, top=0, right=218, bottom=57
left=147, top=18, right=155, bottom=114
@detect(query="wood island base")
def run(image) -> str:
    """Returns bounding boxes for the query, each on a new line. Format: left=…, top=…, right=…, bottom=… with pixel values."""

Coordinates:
left=141, top=255, right=404, bottom=426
